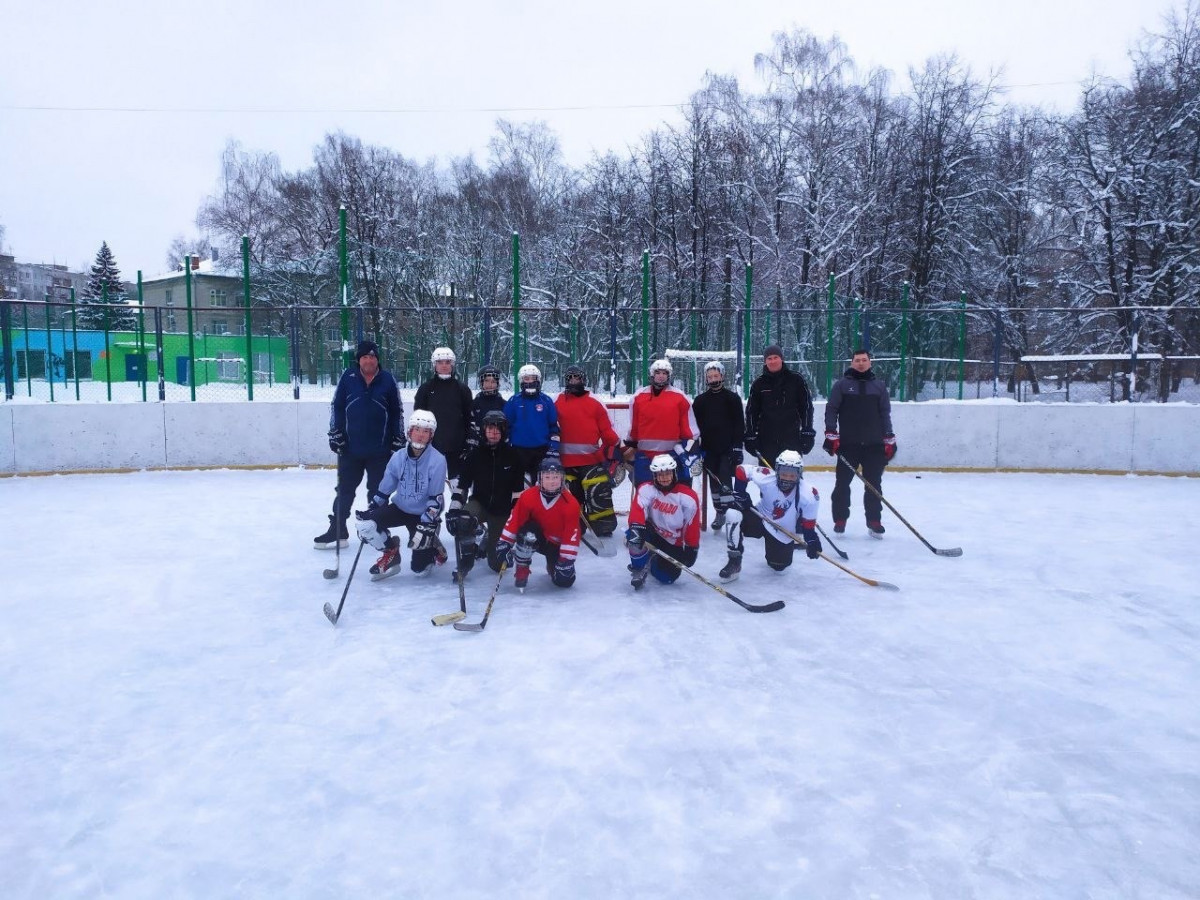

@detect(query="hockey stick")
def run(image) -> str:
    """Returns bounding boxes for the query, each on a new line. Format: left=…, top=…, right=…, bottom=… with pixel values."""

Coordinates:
left=323, top=539, right=366, bottom=625
left=743, top=505, right=899, bottom=591
left=836, top=453, right=963, bottom=557
left=432, top=531, right=470, bottom=626
left=748, top=455, right=849, bottom=560
left=641, top=543, right=785, bottom=613
left=453, top=562, right=508, bottom=632
left=322, top=496, right=343, bottom=579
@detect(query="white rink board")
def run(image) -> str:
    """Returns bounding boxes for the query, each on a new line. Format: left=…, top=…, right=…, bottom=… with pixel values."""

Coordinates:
left=164, top=403, right=299, bottom=469
left=997, top=403, right=1135, bottom=471
left=12, top=403, right=166, bottom=473
left=0, top=406, right=14, bottom=474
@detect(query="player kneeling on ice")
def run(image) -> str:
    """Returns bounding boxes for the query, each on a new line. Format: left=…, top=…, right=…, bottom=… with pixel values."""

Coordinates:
left=354, top=410, right=449, bottom=581
left=626, top=454, right=702, bottom=591
left=494, top=457, right=581, bottom=592
left=719, top=450, right=821, bottom=582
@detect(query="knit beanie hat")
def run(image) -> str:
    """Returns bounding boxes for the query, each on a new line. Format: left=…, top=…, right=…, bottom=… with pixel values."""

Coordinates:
left=356, top=340, right=379, bottom=361
left=763, top=344, right=784, bottom=360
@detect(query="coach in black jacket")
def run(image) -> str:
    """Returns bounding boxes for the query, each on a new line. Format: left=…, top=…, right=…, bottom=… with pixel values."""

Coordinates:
left=744, top=344, right=815, bottom=466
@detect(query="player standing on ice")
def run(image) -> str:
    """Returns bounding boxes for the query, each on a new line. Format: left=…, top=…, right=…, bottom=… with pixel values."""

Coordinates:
left=353, top=410, right=449, bottom=581
left=414, top=346, right=473, bottom=484
left=555, top=364, right=621, bottom=542
left=718, top=450, right=822, bottom=582
left=316, top=339, right=404, bottom=550
left=691, top=360, right=744, bottom=531
left=504, top=364, right=561, bottom=484
left=744, top=344, right=816, bottom=466
left=495, top=457, right=581, bottom=592
left=625, top=454, right=702, bottom=590
left=447, top=410, right=525, bottom=582
left=462, top=364, right=506, bottom=460
left=824, top=348, right=896, bottom=537
left=623, top=358, right=700, bottom=487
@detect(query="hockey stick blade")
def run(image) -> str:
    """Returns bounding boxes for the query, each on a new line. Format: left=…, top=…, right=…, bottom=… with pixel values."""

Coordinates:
left=322, top=566, right=339, bottom=579
left=432, top=611, right=467, bottom=626
left=453, top=619, right=486, bottom=632
left=642, top=543, right=785, bottom=613
left=323, top=602, right=339, bottom=625
left=935, top=547, right=964, bottom=557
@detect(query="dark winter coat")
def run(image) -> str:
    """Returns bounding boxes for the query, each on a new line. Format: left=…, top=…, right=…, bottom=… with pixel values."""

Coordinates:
left=692, top=387, right=745, bottom=456
left=472, top=391, right=507, bottom=430
left=825, top=367, right=893, bottom=445
left=745, top=363, right=814, bottom=458
left=329, top=367, right=403, bottom=458
left=414, top=375, right=474, bottom=459
left=458, top=440, right=526, bottom=518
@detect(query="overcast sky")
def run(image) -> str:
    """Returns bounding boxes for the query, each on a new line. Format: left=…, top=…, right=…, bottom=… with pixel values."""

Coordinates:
left=0, top=0, right=1173, bottom=277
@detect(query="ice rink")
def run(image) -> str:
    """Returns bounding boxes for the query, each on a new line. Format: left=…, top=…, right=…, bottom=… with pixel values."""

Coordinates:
left=2, top=466, right=1198, bottom=898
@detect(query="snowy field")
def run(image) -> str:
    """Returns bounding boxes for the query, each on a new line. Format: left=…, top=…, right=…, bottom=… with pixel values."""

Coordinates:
left=2, top=467, right=1198, bottom=898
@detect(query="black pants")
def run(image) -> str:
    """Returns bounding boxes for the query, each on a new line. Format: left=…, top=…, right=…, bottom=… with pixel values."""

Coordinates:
left=371, top=505, right=439, bottom=572
left=731, top=510, right=796, bottom=570
left=464, top=499, right=510, bottom=573
left=332, top=452, right=390, bottom=526
left=513, top=445, right=549, bottom=485
left=704, top=449, right=742, bottom=507
left=832, top=442, right=886, bottom=523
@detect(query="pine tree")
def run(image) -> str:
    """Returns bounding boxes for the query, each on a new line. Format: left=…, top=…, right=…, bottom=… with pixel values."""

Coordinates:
left=77, top=241, right=136, bottom=329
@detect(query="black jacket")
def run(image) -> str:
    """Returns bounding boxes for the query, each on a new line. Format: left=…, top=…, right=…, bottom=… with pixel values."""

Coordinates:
left=458, top=439, right=525, bottom=518
left=825, top=368, right=893, bottom=445
left=692, top=387, right=745, bottom=456
left=329, top=367, right=403, bottom=458
left=414, top=375, right=474, bottom=458
left=745, top=364, right=814, bottom=453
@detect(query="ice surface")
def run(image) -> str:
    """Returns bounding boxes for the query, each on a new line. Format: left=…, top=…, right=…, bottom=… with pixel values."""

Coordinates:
left=2, top=467, right=1198, bottom=898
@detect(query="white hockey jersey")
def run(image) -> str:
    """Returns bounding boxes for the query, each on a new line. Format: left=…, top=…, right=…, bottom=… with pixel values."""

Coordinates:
left=735, top=464, right=820, bottom=542
left=629, top=482, right=702, bottom=548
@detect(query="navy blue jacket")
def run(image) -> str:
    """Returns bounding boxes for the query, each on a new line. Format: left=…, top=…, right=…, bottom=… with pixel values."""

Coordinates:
left=329, top=368, right=403, bottom=458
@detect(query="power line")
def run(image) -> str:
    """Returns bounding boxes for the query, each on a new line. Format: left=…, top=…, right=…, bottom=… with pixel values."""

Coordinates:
left=1, top=102, right=687, bottom=115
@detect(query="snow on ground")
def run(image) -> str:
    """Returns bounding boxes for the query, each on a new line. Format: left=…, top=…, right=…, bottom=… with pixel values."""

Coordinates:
left=2, top=467, right=1198, bottom=898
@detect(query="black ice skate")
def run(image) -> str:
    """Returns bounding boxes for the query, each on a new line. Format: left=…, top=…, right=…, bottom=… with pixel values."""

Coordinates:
left=719, top=550, right=742, bottom=583
left=314, top=515, right=349, bottom=550
left=369, top=545, right=402, bottom=581
left=867, top=520, right=885, bottom=539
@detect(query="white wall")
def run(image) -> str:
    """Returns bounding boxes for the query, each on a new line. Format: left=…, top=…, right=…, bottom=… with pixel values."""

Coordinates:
left=2, top=400, right=1198, bottom=475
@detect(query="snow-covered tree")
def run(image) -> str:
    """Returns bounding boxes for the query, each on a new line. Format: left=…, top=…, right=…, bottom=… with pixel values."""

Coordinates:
left=77, top=242, right=136, bottom=330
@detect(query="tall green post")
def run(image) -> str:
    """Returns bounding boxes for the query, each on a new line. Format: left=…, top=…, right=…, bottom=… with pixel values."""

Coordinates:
left=70, top=287, right=80, bottom=400
left=43, top=295, right=55, bottom=402
left=852, top=296, right=860, bottom=350
left=22, top=305, right=31, bottom=397
left=957, top=290, right=967, bottom=400
left=242, top=236, right=254, bottom=400
left=137, top=270, right=147, bottom=402
left=825, top=274, right=836, bottom=396
left=742, top=263, right=753, bottom=391
left=185, top=259, right=196, bottom=401
left=339, top=206, right=350, bottom=371
left=641, top=250, right=650, bottom=376
left=898, top=281, right=910, bottom=402
left=512, top=232, right=521, bottom=382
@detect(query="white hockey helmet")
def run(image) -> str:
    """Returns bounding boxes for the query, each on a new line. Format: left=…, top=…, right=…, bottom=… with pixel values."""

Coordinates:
left=704, top=360, right=725, bottom=390
left=431, top=346, right=456, bottom=365
left=704, top=360, right=725, bottom=376
left=407, top=409, right=438, bottom=448
left=775, top=449, right=803, bottom=488
left=518, top=364, right=542, bottom=394
left=649, top=454, right=678, bottom=473
left=650, top=358, right=672, bottom=376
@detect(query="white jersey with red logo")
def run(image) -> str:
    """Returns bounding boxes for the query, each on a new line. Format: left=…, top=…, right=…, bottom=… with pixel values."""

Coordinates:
left=629, top=482, right=702, bottom=549
left=627, top=385, right=697, bottom=456
left=501, top=486, right=582, bottom=562
left=736, top=464, right=820, bottom=542
left=554, top=391, right=619, bottom=467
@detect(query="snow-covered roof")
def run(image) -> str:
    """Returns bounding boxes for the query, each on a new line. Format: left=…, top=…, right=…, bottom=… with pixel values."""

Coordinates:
left=141, top=258, right=240, bottom=285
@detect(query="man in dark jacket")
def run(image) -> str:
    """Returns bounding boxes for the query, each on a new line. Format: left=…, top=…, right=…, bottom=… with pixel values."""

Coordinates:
left=692, top=360, right=745, bottom=530
left=823, top=348, right=896, bottom=536
left=316, top=339, right=404, bottom=549
left=744, top=344, right=815, bottom=467
left=447, top=410, right=526, bottom=579
left=414, top=346, right=474, bottom=483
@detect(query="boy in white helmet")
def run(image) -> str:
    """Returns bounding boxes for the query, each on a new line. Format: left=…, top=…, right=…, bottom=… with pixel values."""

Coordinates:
left=718, top=449, right=822, bottom=582
left=503, top=363, right=561, bottom=484
left=354, top=409, right=449, bottom=580
left=625, top=454, right=701, bottom=590
left=414, top=346, right=473, bottom=482
left=691, top=359, right=745, bottom=530
left=624, top=358, right=699, bottom=488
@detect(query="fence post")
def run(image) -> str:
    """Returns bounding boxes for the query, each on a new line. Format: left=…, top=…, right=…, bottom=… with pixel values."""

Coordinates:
left=825, top=273, right=835, bottom=396
left=290, top=305, right=301, bottom=400
left=861, top=308, right=871, bottom=354
left=957, top=291, right=967, bottom=401
left=185, top=262, right=195, bottom=401
left=242, top=236, right=254, bottom=400
left=898, top=281, right=910, bottom=402
left=641, top=250, right=650, bottom=377
left=101, top=285, right=113, bottom=402
left=137, top=270, right=147, bottom=402
left=609, top=305, right=617, bottom=397
left=512, top=232, right=521, bottom=382
left=483, top=304, right=492, bottom=364
left=744, top=263, right=753, bottom=389
left=70, top=287, right=80, bottom=400
left=1130, top=312, right=1141, bottom=397
left=22, top=304, right=32, bottom=397
left=155, top=307, right=166, bottom=401
left=43, top=296, right=55, bottom=402
left=992, top=309, right=1002, bottom=398
left=339, top=206, right=350, bottom=371
left=1, top=302, right=15, bottom=400
left=851, top=296, right=860, bottom=353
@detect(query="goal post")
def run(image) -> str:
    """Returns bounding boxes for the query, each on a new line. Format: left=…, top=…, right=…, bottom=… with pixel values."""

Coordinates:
left=664, top=348, right=739, bottom=395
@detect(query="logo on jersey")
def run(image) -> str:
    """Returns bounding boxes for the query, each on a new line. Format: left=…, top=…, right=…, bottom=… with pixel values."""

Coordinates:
left=771, top=498, right=793, bottom=520
left=651, top=497, right=680, bottom=516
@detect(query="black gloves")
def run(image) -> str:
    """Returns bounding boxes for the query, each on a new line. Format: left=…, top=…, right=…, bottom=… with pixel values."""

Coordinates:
left=799, top=428, right=816, bottom=455
left=328, top=429, right=347, bottom=455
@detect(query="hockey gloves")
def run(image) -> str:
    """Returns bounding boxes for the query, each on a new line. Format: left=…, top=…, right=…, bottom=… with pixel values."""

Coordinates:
left=883, top=433, right=897, bottom=463
left=495, top=539, right=516, bottom=568
left=802, top=527, right=823, bottom=560
left=390, top=432, right=406, bottom=452
left=328, top=428, right=347, bottom=455
left=546, top=436, right=561, bottom=459
left=799, top=427, right=816, bottom=456
left=414, top=518, right=440, bottom=551
left=680, top=545, right=699, bottom=568
left=552, top=559, right=576, bottom=588
left=743, top=436, right=759, bottom=459
left=822, top=432, right=840, bottom=456
left=445, top=494, right=466, bottom=536
left=625, top=524, right=647, bottom=550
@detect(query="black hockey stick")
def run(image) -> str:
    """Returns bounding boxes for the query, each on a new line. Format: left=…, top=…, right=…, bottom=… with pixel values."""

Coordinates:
left=641, top=543, right=784, bottom=613
left=324, top=539, right=366, bottom=625
left=836, top=453, right=963, bottom=557
left=454, top=562, right=508, bottom=632
left=743, top=505, right=899, bottom=591
left=748, top=456, right=849, bottom=560
left=432, top=532, right=470, bottom=626
left=322, top=496, right=343, bottom=579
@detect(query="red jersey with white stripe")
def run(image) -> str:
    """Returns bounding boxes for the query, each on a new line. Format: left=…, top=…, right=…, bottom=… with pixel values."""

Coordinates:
left=736, top=464, right=820, bottom=540
left=554, top=391, right=619, bottom=467
left=627, top=385, right=697, bottom=456
left=501, top=486, right=583, bottom=562
left=629, top=482, right=702, bottom=549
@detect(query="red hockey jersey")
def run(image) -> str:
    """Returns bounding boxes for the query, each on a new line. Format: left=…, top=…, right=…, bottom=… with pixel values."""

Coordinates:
left=627, top=385, right=698, bottom=456
left=555, top=391, right=619, bottom=467
left=501, top=487, right=583, bottom=562
left=629, top=482, right=702, bottom=549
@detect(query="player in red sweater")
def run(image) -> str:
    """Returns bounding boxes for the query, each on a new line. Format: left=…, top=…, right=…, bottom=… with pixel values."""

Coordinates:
left=496, top=457, right=582, bottom=591
left=625, top=454, right=702, bottom=590
left=623, top=358, right=700, bottom=487
left=555, top=365, right=621, bottom=539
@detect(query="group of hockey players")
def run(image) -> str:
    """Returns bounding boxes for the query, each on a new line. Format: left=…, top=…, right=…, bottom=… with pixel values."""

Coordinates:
left=317, top=340, right=896, bottom=601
